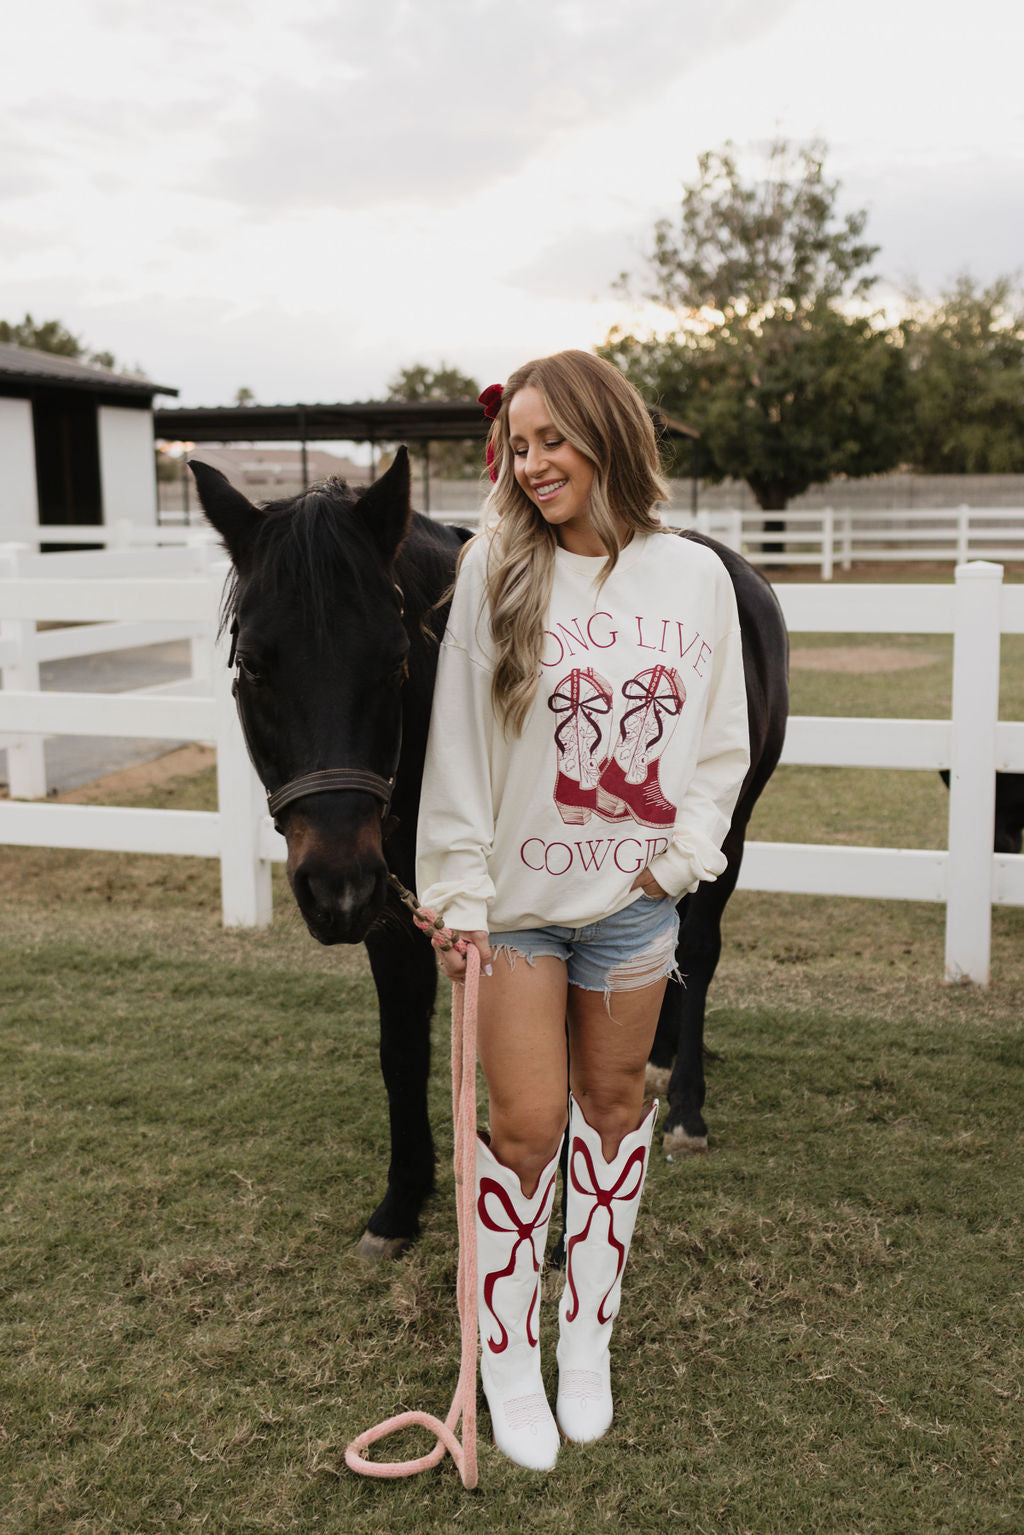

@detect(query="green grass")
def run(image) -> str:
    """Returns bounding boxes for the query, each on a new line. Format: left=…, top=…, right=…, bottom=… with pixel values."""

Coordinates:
left=1, top=633, right=1022, bottom=1533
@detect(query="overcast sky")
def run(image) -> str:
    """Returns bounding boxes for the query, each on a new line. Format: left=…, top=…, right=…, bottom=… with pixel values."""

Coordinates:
left=2, top=0, right=1022, bottom=417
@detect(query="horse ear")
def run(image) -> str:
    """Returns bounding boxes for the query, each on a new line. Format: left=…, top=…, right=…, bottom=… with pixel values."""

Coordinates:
left=189, top=460, right=264, bottom=570
left=358, top=445, right=413, bottom=564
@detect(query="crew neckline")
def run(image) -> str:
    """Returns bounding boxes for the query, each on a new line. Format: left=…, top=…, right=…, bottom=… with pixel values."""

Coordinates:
left=554, top=528, right=663, bottom=575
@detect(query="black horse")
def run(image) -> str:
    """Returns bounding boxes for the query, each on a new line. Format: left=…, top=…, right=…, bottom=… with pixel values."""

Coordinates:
left=191, top=450, right=787, bottom=1253
left=940, top=770, right=1024, bottom=855
left=647, top=534, right=788, bottom=1151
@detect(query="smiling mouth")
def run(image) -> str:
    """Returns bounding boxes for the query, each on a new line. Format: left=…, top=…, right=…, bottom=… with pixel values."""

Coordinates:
left=534, top=478, right=568, bottom=501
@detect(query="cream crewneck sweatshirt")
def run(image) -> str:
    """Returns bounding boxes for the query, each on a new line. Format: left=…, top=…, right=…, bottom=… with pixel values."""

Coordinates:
left=416, top=529, right=750, bottom=935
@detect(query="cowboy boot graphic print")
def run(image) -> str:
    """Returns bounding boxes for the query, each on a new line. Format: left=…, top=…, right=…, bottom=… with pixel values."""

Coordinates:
left=548, top=668, right=614, bottom=824
left=597, top=665, right=685, bottom=829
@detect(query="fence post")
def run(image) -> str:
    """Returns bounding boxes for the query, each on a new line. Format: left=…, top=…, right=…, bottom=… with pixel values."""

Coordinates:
left=841, top=509, right=853, bottom=571
left=822, top=507, right=834, bottom=581
left=729, top=509, right=742, bottom=551
left=944, top=560, right=1002, bottom=983
left=956, top=505, right=970, bottom=564
left=187, top=536, right=217, bottom=689
left=0, top=544, right=48, bottom=799
left=209, top=570, right=273, bottom=927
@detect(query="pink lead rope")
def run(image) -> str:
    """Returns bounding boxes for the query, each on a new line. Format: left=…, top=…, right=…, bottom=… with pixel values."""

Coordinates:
left=344, top=895, right=479, bottom=1490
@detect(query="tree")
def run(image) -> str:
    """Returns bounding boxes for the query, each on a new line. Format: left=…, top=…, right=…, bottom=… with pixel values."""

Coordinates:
left=234, top=386, right=256, bottom=407
left=0, top=312, right=120, bottom=370
left=386, top=361, right=482, bottom=479
left=902, top=276, right=1024, bottom=473
left=602, top=139, right=909, bottom=511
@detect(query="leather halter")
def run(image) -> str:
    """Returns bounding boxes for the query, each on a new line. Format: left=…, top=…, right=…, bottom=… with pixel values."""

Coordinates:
left=266, top=767, right=395, bottom=821
left=227, top=581, right=404, bottom=828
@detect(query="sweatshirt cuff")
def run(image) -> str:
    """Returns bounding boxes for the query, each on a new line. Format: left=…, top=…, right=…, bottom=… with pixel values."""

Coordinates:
left=437, top=897, right=491, bottom=936
left=648, top=830, right=729, bottom=899
left=416, top=876, right=492, bottom=937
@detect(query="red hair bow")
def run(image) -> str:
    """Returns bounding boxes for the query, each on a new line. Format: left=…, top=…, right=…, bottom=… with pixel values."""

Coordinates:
left=478, top=383, right=504, bottom=419
left=479, top=383, right=504, bottom=481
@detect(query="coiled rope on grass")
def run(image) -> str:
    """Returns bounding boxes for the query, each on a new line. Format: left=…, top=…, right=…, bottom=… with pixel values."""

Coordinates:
left=344, top=884, right=479, bottom=1490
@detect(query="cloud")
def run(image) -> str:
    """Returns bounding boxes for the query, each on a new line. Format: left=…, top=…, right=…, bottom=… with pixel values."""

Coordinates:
left=507, top=224, right=649, bottom=303
left=844, top=149, right=1024, bottom=295
left=198, top=0, right=797, bottom=211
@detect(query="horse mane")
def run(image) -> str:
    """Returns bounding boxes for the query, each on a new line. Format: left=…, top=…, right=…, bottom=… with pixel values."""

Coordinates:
left=221, top=477, right=470, bottom=647
left=397, top=512, right=473, bottom=644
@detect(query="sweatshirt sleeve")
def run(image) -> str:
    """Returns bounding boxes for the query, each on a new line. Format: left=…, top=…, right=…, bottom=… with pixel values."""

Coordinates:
left=415, top=557, right=498, bottom=933
left=648, top=577, right=750, bottom=899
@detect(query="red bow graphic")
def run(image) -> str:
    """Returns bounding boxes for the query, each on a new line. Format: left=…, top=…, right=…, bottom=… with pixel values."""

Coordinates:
left=478, top=1166, right=557, bottom=1354
left=563, top=1136, right=648, bottom=1325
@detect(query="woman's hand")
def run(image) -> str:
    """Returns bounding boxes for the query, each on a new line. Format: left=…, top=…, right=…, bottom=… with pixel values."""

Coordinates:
left=437, top=928, right=492, bottom=981
left=631, top=868, right=668, bottom=900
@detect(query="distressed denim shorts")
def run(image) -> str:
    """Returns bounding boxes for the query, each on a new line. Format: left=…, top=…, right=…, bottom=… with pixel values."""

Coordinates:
left=491, top=893, right=681, bottom=996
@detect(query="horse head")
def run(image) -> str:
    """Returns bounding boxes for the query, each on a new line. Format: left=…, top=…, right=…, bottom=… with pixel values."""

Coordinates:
left=192, top=450, right=413, bottom=944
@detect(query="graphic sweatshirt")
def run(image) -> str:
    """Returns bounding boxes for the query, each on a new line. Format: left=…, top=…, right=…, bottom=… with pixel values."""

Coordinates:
left=416, top=529, right=750, bottom=935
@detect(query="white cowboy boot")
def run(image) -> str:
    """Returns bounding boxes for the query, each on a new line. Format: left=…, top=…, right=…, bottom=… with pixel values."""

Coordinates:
left=556, top=1095, right=658, bottom=1443
left=476, top=1134, right=562, bottom=1471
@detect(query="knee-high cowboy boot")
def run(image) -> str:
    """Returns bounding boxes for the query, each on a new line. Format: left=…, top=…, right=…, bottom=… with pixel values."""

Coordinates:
left=556, top=1095, right=658, bottom=1443
left=476, top=1134, right=562, bottom=1470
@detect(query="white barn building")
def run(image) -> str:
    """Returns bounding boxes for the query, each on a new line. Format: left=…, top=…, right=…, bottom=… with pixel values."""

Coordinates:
left=0, top=343, right=177, bottom=540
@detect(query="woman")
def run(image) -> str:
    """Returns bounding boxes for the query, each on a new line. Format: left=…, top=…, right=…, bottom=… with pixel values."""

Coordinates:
left=416, top=350, right=749, bottom=1471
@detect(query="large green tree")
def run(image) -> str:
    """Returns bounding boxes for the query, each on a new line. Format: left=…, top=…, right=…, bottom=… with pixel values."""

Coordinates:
left=902, top=276, right=1024, bottom=473
left=387, top=361, right=482, bottom=479
left=0, top=312, right=116, bottom=369
left=602, top=139, right=908, bottom=511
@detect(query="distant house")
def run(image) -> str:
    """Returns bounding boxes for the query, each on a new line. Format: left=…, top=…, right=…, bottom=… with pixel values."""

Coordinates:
left=0, top=343, right=178, bottom=539
left=184, top=444, right=370, bottom=490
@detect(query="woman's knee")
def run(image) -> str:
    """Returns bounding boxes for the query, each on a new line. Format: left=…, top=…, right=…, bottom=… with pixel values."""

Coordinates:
left=487, top=1109, right=567, bottom=1196
left=571, top=1079, right=648, bottom=1158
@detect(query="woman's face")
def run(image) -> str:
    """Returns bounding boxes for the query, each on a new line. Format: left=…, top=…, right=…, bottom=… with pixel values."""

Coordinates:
left=507, top=385, right=600, bottom=554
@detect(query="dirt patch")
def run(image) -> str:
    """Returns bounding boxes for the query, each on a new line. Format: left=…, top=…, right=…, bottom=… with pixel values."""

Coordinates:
left=52, top=744, right=216, bottom=803
left=790, top=645, right=940, bottom=673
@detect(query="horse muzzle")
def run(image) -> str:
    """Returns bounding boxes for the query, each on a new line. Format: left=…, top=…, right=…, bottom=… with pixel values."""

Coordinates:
left=283, top=805, right=389, bottom=944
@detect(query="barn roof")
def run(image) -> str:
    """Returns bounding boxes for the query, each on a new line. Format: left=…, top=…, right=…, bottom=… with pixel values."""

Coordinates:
left=0, top=342, right=178, bottom=400
left=153, top=398, right=698, bottom=445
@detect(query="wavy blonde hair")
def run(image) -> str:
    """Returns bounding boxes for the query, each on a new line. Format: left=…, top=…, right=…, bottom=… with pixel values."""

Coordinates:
left=469, top=349, right=669, bottom=736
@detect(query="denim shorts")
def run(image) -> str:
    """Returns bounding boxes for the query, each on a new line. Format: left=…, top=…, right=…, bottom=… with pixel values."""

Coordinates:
left=491, top=893, right=681, bottom=995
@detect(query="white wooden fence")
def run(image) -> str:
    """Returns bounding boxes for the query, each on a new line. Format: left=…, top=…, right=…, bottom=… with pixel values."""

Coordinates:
left=664, top=505, right=1024, bottom=578
left=1, top=552, right=1022, bottom=984
left=740, top=563, right=1024, bottom=985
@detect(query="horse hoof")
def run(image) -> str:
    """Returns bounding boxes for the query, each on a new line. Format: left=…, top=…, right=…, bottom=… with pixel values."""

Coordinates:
left=662, top=1125, right=709, bottom=1156
left=357, top=1230, right=411, bottom=1261
left=645, top=1064, right=672, bottom=1096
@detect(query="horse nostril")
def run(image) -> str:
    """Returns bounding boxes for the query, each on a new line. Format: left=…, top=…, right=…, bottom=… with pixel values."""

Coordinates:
left=289, top=850, right=386, bottom=942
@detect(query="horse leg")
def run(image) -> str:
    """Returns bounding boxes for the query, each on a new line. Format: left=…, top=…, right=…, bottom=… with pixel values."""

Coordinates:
left=358, top=918, right=438, bottom=1259
left=646, top=892, right=690, bottom=1096
left=658, top=829, right=744, bottom=1156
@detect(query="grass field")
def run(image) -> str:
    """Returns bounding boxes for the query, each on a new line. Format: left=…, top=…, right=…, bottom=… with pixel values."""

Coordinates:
left=1, top=620, right=1022, bottom=1533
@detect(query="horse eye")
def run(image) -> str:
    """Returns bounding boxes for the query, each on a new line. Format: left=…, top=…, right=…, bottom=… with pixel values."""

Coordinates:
left=237, top=655, right=264, bottom=684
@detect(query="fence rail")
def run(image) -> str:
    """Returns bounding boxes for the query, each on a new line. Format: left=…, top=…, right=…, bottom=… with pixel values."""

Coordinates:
left=1, top=545, right=1022, bottom=982
left=8, top=505, right=1024, bottom=577
left=664, top=505, right=1024, bottom=577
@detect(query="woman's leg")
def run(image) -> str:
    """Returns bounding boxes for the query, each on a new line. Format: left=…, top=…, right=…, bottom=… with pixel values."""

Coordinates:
left=476, top=949, right=570, bottom=1193
left=556, top=978, right=666, bottom=1443
left=473, top=949, right=569, bottom=1469
left=566, top=978, right=667, bottom=1156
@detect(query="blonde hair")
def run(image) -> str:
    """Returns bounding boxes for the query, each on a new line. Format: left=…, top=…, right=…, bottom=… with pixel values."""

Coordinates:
left=472, top=349, right=669, bottom=736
